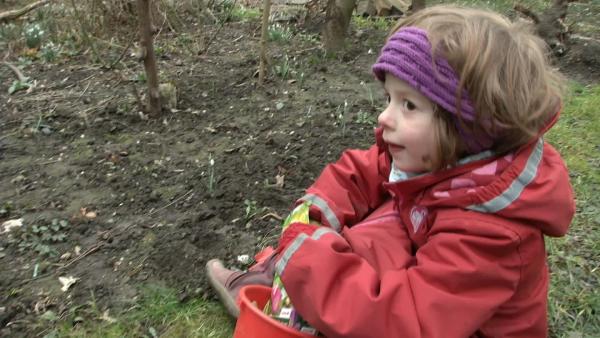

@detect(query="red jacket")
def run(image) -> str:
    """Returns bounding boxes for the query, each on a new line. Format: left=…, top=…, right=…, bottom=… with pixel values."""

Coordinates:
left=275, top=127, right=575, bottom=338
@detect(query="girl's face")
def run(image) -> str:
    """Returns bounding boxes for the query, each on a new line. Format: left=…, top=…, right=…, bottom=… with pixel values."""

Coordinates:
left=378, top=74, right=437, bottom=173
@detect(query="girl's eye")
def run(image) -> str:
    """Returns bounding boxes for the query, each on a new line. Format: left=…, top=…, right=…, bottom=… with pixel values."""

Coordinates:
left=403, top=100, right=416, bottom=111
left=385, top=94, right=391, bottom=104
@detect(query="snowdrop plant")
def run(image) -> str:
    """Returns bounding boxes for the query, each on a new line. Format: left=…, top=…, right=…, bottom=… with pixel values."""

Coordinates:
left=360, top=81, right=375, bottom=107
left=24, top=23, right=44, bottom=49
left=336, top=100, right=349, bottom=137
left=40, top=42, right=60, bottom=62
left=268, top=23, right=293, bottom=42
left=208, top=154, right=215, bottom=193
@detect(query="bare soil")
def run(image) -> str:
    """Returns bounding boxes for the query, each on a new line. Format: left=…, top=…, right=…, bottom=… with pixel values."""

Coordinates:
left=0, top=14, right=598, bottom=338
left=0, top=18, right=388, bottom=336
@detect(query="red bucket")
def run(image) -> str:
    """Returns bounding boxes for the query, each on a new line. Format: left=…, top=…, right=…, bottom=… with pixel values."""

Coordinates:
left=233, top=285, right=315, bottom=338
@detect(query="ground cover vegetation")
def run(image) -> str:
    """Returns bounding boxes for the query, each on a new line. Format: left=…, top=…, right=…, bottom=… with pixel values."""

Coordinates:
left=0, top=0, right=598, bottom=337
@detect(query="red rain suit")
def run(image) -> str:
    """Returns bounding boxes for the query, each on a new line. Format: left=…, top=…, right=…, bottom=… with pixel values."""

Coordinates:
left=275, top=126, right=575, bottom=338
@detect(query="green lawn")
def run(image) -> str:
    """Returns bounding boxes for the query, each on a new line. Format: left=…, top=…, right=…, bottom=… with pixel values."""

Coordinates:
left=50, top=285, right=234, bottom=337
left=545, top=83, right=600, bottom=337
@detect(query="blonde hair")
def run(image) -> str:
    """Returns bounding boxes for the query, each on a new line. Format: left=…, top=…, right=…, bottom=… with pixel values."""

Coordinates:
left=392, top=5, right=565, bottom=169
left=431, top=106, right=465, bottom=170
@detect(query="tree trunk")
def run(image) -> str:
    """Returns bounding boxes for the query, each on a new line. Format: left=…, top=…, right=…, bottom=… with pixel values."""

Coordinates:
left=137, top=0, right=162, bottom=117
left=514, top=0, right=600, bottom=75
left=258, top=0, right=272, bottom=85
left=322, top=0, right=356, bottom=53
left=515, top=0, right=575, bottom=56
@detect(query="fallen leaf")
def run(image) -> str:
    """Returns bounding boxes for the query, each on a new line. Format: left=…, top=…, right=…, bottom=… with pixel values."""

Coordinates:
left=1, top=218, right=23, bottom=234
left=275, top=174, right=285, bottom=188
left=22, top=47, right=39, bottom=58
left=108, top=153, right=120, bottom=163
left=99, top=309, right=116, bottom=323
left=237, top=254, right=250, bottom=265
left=40, top=310, right=58, bottom=321
left=58, top=276, right=79, bottom=292
left=79, top=208, right=97, bottom=219
left=33, top=297, right=51, bottom=314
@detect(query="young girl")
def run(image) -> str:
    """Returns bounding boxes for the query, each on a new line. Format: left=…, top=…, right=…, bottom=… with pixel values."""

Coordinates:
left=207, top=5, right=575, bottom=337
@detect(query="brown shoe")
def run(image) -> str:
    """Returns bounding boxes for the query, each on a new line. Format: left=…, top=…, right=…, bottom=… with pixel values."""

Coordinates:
left=206, top=259, right=243, bottom=318
left=206, top=256, right=277, bottom=318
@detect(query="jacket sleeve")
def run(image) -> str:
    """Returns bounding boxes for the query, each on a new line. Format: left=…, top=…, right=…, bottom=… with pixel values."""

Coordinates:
left=297, top=141, right=390, bottom=232
left=275, top=220, right=522, bottom=338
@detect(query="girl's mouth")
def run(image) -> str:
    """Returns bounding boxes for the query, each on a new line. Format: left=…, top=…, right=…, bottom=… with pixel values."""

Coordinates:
left=388, top=144, right=405, bottom=152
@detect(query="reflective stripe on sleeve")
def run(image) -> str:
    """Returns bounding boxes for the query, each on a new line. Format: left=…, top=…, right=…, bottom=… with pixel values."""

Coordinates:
left=299, top=194, right=342, bottom=232
left=275, top=227, right=339, bottom=276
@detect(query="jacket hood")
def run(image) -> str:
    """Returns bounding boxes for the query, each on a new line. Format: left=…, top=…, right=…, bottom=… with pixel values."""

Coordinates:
left=422, top=139, right=574, bottom=236
left=377, top=113, right=575, bottom=237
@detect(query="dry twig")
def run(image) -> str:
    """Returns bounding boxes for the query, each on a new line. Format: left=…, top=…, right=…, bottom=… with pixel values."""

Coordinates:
left=107, top=34, right=136, bottom=69
left=0, top=0, right=51, bottom=23
left=58, top=243, right=104, bottom=271
left=261, top=212, right=283, bottom=221
left=514, top=4, right=540, bottom=24
left=3, top=62, right=27, bottom=82
left=148, top=189, right=194, bottom=216
left=200, top=0, right=238, bottom=54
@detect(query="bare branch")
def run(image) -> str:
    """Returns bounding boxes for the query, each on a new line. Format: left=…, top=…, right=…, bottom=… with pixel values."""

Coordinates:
left=0, top=0, right=51, bottom=23
left=3, top=62, right=26, bottom=82
left=514, top=4, right=540, bottom=24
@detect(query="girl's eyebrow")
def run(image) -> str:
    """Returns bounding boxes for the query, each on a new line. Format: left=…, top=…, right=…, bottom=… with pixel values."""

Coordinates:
left=383, top=81, right=415, bottom=98
left=389, top=88, right=417, bottom=100
left=382, top=81, right=425, bottom=104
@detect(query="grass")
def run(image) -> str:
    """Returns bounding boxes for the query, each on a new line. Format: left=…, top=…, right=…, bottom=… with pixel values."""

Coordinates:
left=427, top=0, right=549, bottom=12
left=268, top=23, right=294, bottom=42
left=47, top=285, right=234, bottom=337
left=228, top=5, right=261, bottom=22
left=352, top=15, right=395, bottom=31
left=545, top=83, right=600, bottom=337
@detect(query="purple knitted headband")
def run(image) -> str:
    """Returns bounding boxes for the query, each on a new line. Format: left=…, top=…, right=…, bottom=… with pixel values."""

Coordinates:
left=372, top=27, right=494, bottom=154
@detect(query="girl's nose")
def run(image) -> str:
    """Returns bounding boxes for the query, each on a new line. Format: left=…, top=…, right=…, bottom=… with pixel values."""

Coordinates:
left=378, top=106, right=395, bottom=129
